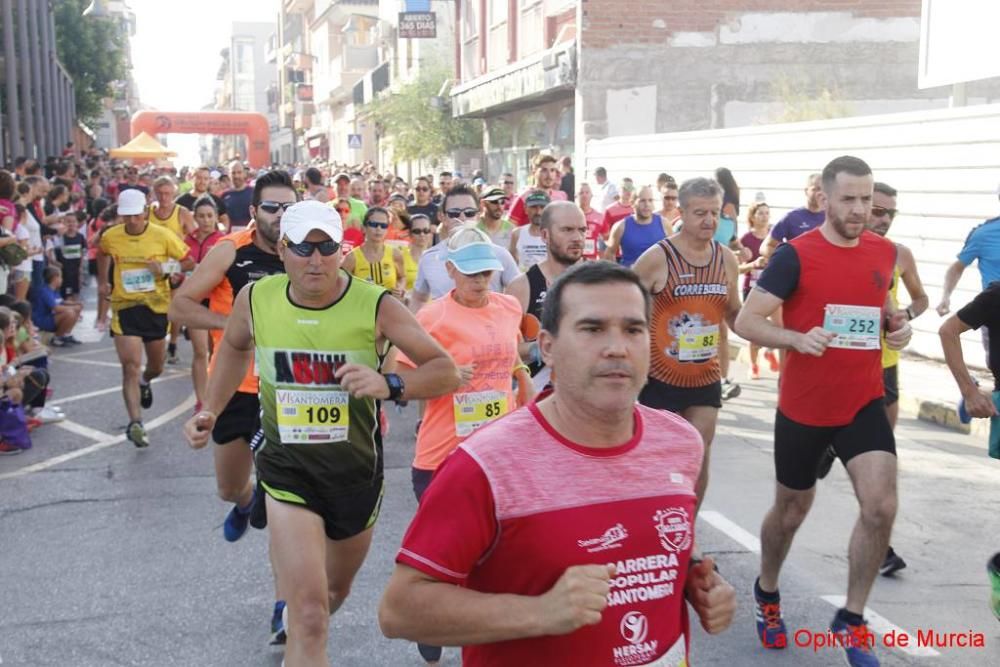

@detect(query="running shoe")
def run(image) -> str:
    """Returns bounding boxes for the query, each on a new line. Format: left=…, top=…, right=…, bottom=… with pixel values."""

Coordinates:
left=126, top=421, right=149, bottom=448
left=139, top=381, right=153, bottom=409
left=61, top=335, right=83, bottom=346
left=989, top=553, right=1000, bottom=622
left=0, top=441, right=23, bottom=456
left=721, top=378, right=742, bottom=400
left=223, top=490, right=255, bottom=543
left=270, top=600, right=287, bottom=645
left=879, top=547, right=907, bottom=576
left=31, top=406, right=65, bottom=424
left=816, top=445, right=838, bottom=479
left=50, top=337, right=66, bottom=348
left=753, top=579, right=787, bottom=649
left=829, top=613, right=879, bottom=667
left=749, top=363, right=761, bottom=380
left=764, top=349, right=780, bottom=372
left=166, top=347, right=180, bottom=365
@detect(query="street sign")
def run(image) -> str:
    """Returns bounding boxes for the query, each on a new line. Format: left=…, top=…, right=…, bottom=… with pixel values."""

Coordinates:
left=399, top=11, right=436, bottom=39
left=348, top=134, right=362, bottom=150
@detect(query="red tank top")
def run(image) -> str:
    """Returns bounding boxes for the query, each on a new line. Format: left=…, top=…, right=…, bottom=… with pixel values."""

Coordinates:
left=780, top=229, right=895, bottom=426
left=648, top=240, right=728, bottom=388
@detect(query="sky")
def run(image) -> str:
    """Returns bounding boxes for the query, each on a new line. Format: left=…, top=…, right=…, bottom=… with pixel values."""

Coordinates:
left=129, top=0, right=279, bottom=165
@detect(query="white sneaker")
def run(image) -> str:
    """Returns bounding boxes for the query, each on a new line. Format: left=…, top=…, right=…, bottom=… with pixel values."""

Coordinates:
left=33, top=406, right=65, bottom=423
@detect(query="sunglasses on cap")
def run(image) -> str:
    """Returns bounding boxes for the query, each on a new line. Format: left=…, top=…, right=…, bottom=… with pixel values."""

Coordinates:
left=446, top=208, right=479, bottom=219
left=282, top=238, right=341, bottom=257
left=871, top=206, right=897, bottom=220
left=258, top=200, right=295, bottom=214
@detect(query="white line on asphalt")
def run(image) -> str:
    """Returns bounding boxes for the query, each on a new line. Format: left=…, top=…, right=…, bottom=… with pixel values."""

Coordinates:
left=699, top=510, right=762, bottom=554
left=50, top=357, right=123, bottom=368
left=53, top=346, right=115, bottom=359
left=819, top=595, right=940, bottom=657
left=54, top=419, right=114, bottom=442
left=48, top=372, right=186, bottom=406
left=0, top=395, right=196, bottom=481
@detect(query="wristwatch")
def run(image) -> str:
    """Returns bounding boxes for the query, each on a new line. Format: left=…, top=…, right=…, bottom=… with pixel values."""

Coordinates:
left=905, top=306, right=915, bottom=321
left=384, top=373, right=405, bottom=401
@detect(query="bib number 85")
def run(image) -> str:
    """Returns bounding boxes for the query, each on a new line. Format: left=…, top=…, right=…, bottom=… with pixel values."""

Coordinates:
left=484, top=401, right=502, bottom=418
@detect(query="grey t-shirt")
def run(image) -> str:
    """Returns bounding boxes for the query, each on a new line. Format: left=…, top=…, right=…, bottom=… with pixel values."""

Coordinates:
left=414, top=240, right=521, bottom=299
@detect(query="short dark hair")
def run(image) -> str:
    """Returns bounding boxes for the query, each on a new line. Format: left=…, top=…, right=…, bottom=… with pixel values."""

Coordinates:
left=0, top=294, right=16, bottom=309
left=43, top=266, right=61, bottom=283
left=873, top=182, right=897, bottom=198
left=438, top=171, right=452, bottom=179
left=821, top=156, right=872, bottom=192
left=363, top=206, right=390, bottom=225
left=441, top=182, right=479, bottom=211
left=0, top=170, right=14, bottom=200
left=252, top=169, right=296, bottom=208
left=9, top=300, right=30, bottom=326
left=304, top=167, right=323, bottom=186
left=13, top=157, right=26, bottom=168
left=193, top=195, right=218, bottom=213
left=594, top=167, right=607, bottom=178
left=541, top=261, right=650, bottom=336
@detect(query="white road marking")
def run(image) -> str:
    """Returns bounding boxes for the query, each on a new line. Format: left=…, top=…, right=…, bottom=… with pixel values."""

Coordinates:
left=0, top=395, right=196, bottom=481
left=49, top=371, right=186, bottom=406
left=53, top=419, right=114, bottom=442
left=820, top=595, right=940, bottom=657
left=699, top=510, right=762, bottom=554
left=50, top=357, right=124, bottom=368
left=52, top=345, right=114, bottom=359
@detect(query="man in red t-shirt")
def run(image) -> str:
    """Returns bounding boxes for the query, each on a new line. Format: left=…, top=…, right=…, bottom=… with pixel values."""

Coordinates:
left=578, top=182, right=605, bottom=260
left=601, top=178, right=636, bottom=236
left=735, top=155, right=912, bottom=665
left=380, top=261, right=736, bottom=666
left=508, top=153, right=568, bottom=226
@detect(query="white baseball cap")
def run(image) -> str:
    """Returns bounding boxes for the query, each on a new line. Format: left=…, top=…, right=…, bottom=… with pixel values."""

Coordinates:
left=118, top=188, right=147, bottom=215
left=279, top=200, right=344, bottom=244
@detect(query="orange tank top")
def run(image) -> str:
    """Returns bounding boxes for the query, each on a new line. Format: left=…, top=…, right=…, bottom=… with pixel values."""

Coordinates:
left=648, top=239, right=728, bottom=388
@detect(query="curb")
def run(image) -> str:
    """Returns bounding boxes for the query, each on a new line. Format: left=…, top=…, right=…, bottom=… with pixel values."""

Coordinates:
left=726, top=341, right=986, bottom=437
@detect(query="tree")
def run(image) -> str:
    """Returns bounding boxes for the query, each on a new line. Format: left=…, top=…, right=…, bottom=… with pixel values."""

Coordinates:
left=765, top=74, right=853, bottom=124
left=53, top=0, right=127, bottom=123
left=365, top=66, right=482, bottom=165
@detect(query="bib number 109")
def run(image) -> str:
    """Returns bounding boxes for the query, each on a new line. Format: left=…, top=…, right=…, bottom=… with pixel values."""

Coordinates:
left=304, top=406, right=342, bottom=423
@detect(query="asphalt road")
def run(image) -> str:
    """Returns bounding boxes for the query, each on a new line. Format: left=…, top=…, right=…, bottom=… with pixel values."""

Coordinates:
left=1, top=323, right=998, bottom=666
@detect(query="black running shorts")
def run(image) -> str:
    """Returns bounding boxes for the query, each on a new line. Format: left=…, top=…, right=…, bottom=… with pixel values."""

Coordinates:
left=774, top=398, right=895, bottom=490
left=110, top=305, right=168, bottom=342
left=212, top=391, right=261, bottom=445
left=639, top=377, right=722, bottom=412
left=882, top=365, right=899, bottom=406
left=258, top=468, right=384, bottom=541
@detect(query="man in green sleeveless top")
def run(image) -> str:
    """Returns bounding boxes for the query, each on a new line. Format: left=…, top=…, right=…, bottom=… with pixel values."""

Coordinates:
left=184, top=200, right=460, bottom=666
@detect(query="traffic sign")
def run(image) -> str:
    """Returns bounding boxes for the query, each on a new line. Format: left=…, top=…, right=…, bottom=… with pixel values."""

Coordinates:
left=348, top=134, right=362, bottom=149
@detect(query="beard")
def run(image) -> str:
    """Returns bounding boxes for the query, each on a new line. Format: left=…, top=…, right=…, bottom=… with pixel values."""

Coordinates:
left=551, top=246, right=582, bottom=266
left=256, top=218, right=280, bottom=245
left=829, top=213, right=865, bottom=240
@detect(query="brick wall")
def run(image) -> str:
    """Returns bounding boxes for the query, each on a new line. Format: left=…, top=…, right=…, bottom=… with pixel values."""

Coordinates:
left=581, top=0, right=922, bottom=48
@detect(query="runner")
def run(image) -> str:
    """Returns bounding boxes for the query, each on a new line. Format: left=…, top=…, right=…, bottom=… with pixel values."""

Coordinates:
left=603, top=185, right=671, bottom=266
left=341, top=207, right=406, bottom=300
left=183, top=200, right=459, bottom=666
left=400, top=214, right=433, bottom=300
left=507, top=154, right=568, bottom=226
left=738, top=201, right=778, bottom=380
left=658, top=181, right=681, bottom=229
left=379, top=261, right=736, bottom=665
left=506, top=201, right=586, bottom=390
left=222, top=160, right=253, bottom=231
left=148, top=175, right=196, bottom=365
left=734, top=156, right=912, bottom=667
left=398, top=228, right=532, bottom=664
left=176, top=166, right=229, bottom=230
left=169, top=169, right=295, bottom=644
left=509, top=190, right=550, bottom=270
left=97, top=189, right=194, bottom=448
left=759, top=172, right=825, bottom=259
left=633, top=177, right=742, bottom=510
left=475, top=187, right=514, bottom=248
left=577, top=182, right=604, bottom=261
left=938, top=282, right=1000, bottom=622
left=182, top=196, right=225, bottom=413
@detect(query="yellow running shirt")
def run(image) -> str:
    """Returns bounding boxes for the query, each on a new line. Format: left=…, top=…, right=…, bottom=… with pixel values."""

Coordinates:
left=99, top=222, right=190, bottom=314
left=349, top=245, right=397, bottom=291
left=147, top=203, right=185, bottom=239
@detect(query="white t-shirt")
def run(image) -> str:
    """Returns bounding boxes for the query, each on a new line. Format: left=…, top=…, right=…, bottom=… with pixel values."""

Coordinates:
left=25, top=210, right=43, bottom=264
left=594, top=180, right=619, bottom=214
left=15, top=218, right=33, bottom=271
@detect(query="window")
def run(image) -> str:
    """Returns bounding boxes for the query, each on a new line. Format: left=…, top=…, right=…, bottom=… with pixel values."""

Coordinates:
left=519, top=0, right=544, bottom=57
left=489, top=0, right=507, bottom=25
left=462, top=0, right=481, bottom=79
left=234, top=39, right=254, bottom=77
left=488, top=0, right=508, bottom=70
left=516, top=111, right=548, bottom=148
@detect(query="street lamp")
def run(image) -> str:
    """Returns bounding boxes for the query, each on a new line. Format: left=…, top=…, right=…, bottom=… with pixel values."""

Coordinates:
left=82, top=0, right=109, bottom=18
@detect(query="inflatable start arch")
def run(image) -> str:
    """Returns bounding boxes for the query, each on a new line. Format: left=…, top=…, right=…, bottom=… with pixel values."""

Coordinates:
left=130, top=111, right=270, bottom=167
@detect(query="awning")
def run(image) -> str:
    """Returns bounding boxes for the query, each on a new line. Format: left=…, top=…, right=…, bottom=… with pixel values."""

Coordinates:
left=109, top=131, right=177, bottom=159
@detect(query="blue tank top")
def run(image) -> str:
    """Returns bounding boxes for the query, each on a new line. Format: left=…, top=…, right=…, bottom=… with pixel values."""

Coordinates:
left=714, top=216, right=736, bottom=245
left=621, top=214, right=666, bottom=267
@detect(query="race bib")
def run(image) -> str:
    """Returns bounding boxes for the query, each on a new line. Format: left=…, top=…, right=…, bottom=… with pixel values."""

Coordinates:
left=677, top=324, right=719, bottom=362
left=584, top=238, right=596, bottom=256
left=276, top=389, right=349, bottom=443
left=453, top=390, right=508, bottom=437
left=823, top=304, right=881, bottom=350
left=120, top=268, right=155, bottom=293
left=61, top=244, right=82, bottom=260
left=161, top=259, right=182, bottom=274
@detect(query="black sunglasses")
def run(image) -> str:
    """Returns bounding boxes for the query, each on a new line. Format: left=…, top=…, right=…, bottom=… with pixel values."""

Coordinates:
left=366, top=221, right=389, bottom=229
left=446, top=208, right=479, bottom=219
left=409, top=228, right=433, bottom=235
left=258, top=201, right=295, bottom=214
left=283, top=239, right=341, bottom=257
left=415, top=186, right=430, bottom=192
left=502, top=181, right=514, bottom=185
left=871, top=206, right=897, bottom=220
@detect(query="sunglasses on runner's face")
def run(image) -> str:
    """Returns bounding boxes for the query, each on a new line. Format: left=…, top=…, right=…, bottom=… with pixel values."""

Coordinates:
left=283, top=238, right=341, bottom=257
left=446, top=208, right=479, bottom=219
left=415, top=186, right=430, bottom=192
left=871, top=206, right=897, bottom=220
left=258, top=201, right=295, bottom=214
left=366, top=221, right=389, bottom=229
left=410, top=228, right=433, bottom=235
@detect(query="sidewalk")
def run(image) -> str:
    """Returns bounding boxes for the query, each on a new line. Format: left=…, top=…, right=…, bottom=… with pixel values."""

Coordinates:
left=728, top=339, right=992, bottom=437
